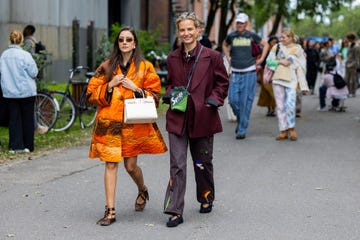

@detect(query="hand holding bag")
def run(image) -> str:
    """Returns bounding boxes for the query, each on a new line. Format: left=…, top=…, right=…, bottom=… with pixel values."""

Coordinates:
left=124, top=92, right=158, bottom=124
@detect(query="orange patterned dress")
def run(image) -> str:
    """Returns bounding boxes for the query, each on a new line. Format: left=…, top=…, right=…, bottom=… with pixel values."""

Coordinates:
left=86, top=60, right=167, bottom=162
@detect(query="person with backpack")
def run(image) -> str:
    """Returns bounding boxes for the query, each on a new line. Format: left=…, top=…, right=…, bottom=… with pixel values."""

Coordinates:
left=22, top=24, right=48, bottom=134
left=318, top=61, right=349, bottom=112
left=23, top=25, right=46, bottom=54
left=23, top=25, right=37, bottom=54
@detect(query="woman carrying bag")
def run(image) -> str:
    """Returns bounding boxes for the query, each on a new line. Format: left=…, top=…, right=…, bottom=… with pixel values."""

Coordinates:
left=266, top=29, right=309, bottom=141
left=86, top=26, right=167, bottom=226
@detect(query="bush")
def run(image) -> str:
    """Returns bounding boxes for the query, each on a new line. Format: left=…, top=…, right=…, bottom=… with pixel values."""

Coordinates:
left=95, top=24, right=170, bottom=67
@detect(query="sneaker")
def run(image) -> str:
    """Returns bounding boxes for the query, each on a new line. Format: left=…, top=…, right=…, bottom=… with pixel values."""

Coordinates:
left=317, top=107, right=327, bottom=112
left=9, top=148, right=30, bottom=154
left=236, top=134, right=246, bottom=140
left=329, top=106, right=339, bottom=112
left=35, top=125, right=49, bottom=134
left=19, top=148, right=30, bottom=153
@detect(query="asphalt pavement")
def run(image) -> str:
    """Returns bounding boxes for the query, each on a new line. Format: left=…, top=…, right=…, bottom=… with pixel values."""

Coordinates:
left=1, top=91, right=360, bottom=240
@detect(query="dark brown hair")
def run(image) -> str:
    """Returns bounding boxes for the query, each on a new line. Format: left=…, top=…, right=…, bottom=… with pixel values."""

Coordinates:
left=106, top=26, right=145, bottom=82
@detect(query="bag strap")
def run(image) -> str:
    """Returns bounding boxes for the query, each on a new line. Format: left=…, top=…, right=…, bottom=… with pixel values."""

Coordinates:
left=185, top=45, right=204, bottom=90
left=275, top=43, right=280, bottom=57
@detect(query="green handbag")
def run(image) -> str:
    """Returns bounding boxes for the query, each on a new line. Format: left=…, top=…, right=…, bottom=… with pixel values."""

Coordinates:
left=169, top=46, right=203, bottom=112
left=170, top=86, right=189, bottom=112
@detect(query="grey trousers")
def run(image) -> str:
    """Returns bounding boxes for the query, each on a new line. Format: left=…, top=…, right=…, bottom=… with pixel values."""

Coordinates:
left=163, top=132, right=215, bottom=216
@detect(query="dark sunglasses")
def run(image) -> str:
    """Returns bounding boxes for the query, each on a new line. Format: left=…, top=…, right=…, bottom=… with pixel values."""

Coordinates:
left=118, top=37, right=134, bottom=43
left=178, top=12, right=195, bottom=18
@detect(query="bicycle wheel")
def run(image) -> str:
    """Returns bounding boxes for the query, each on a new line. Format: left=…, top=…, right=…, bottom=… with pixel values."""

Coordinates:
left=79, top=101, right=97, bottom=129
left=78, top=88, right=97, bottom=129
left=51, top=91, right=76, bottom=132
left=35, top=91, right=58, bottom=131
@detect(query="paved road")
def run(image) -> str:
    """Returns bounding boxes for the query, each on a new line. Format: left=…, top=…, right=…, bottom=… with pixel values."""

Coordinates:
left=1, top=92, right=360, bottom=240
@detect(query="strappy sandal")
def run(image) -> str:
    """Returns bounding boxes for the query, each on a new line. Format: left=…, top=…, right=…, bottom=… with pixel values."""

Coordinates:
left=135, top=187, right=149, bottom=211
left=96, top=206, right=116, bottom=226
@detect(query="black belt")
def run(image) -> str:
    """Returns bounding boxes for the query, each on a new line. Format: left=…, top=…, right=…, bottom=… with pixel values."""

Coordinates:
left=232, top=70, right=256, bottom=74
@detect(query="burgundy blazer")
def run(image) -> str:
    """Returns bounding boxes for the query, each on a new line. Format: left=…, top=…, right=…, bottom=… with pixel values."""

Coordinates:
left=165, top=43, right=229, bottom=138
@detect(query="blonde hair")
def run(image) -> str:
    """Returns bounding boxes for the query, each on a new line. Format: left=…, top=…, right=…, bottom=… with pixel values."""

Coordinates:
left=9, top=30, right=23, bottom=45
left=176, top=12, right=201, bottom=30
left=282, top=28, right=296, bottom=43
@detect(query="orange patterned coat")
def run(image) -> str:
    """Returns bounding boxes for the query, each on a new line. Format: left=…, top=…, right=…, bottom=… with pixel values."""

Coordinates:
left=86, top=59, right=167, bottom=162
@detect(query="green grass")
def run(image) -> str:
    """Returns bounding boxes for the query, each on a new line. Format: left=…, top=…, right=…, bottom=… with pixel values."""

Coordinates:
left=0, top=83, right=169, bottom=164
left=0, top=121, right=93, bottom=163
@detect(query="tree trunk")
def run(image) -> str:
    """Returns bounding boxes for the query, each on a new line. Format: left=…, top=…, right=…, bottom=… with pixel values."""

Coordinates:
left=205, top=0, right=219, bottom=35
left=217, top=0, right=236, bottom=52
left=269, top=13, right=282, bottom=37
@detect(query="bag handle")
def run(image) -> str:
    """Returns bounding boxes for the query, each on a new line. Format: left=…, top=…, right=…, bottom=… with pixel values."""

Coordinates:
left=132, top=89, right=145, bottom=99
left=185, top=45, right=204, bottom=90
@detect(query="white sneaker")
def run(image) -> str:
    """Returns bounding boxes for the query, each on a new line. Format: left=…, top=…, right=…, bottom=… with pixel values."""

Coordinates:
left=9, top=148, right=30, bottom=154
left=21, top=148, right=30, bottom=153
left=35, top=125, right=49, bottom=134
left=317, top=107, right=327, bottom=112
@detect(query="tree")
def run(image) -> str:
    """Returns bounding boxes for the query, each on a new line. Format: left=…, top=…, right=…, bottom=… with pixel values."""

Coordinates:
left=291, top=5, right=360, bottom=39
left=203, top=0, right=237, bottom=51
left=253, top=0, right=354, bottom=36
left=202, top=0, right=355, bottom=43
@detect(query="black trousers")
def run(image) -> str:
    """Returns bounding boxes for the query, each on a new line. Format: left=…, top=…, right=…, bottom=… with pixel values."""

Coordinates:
left=164, top=132, right=215, bottom=216
left=319, top=86, right=339, bottom=108
left=7, top=97, right=35, bottom=151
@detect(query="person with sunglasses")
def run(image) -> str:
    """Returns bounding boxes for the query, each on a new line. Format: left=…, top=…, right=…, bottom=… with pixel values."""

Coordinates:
left=162, top=12, right=229, bottom=227
left=86, top=26, right=167, bottom=226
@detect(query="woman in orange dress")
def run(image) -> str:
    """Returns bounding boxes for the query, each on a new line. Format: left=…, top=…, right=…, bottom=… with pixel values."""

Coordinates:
left=86, top=26, right=167, bottom=226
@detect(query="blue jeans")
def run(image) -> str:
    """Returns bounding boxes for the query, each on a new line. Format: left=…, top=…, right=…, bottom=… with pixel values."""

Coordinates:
left=228, top=71, right=257, bottom=135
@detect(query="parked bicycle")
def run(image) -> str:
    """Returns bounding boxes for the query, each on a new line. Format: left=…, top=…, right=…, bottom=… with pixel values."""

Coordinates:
left=34, top=91, right=58, bottom=131
left=50, top=66, right=96, bottom=132
left=33, top=52, right=59, bottom=132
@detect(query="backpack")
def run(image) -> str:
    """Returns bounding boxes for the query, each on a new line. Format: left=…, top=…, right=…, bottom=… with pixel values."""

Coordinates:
left=332, top=72, right=346, bottom=89
left=35, top=41, right=46, bottom=54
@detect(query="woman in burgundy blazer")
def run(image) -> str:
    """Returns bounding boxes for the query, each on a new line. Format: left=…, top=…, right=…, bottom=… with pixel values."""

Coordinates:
left=162, top=12, right=229, bottom=227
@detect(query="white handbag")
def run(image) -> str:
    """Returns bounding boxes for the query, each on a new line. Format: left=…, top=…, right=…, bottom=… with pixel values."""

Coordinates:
left=123, top=93, right=158, bottom=124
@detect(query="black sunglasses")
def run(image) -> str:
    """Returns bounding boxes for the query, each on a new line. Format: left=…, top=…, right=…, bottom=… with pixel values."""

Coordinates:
left=118, top=37, right=134, bottom=43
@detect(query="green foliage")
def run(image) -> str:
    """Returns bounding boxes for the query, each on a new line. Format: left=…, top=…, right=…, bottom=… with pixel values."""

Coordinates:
left=22, top=44, right=50, bottom=73
left=137, top=27, right=170, bottom=63
left=95, top=34, right=113, bottom=68
left=291, top=5, right=360, bottom=39
left=94, top=23, right=170, bottom=66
